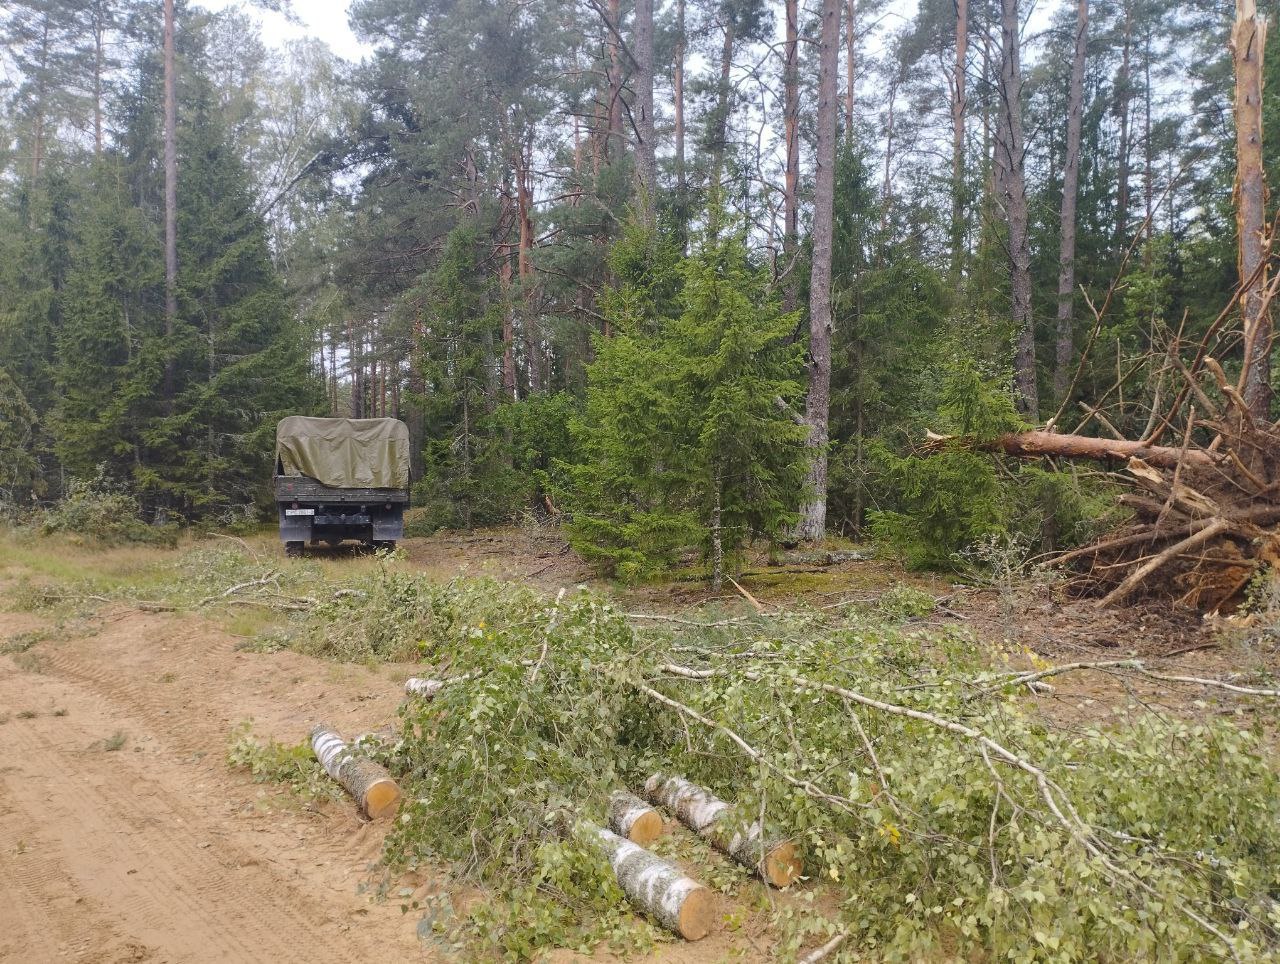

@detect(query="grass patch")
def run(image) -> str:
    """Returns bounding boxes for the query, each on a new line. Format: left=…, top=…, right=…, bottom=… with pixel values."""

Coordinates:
left=1, top=628, right=50, bottom=654
left=12, top=651, right=49, bottom=674
left=226, top=722, right=339, bottom=805
left=92, top=731, right=127, bottom=752
left=15, top=709, right=36, bottom=719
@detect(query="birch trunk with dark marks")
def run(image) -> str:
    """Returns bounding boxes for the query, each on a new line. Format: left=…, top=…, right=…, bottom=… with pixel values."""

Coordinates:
left=404, top=677, right=446, bottom=699
left=710, top=474, right=724, bottom=592
left=310, top=725, right=401, bottom=819
left=1233, top=0, right=1271, bottom=420
left=1053, top=0, right=1088, bottom=404
left=796, top=0, right=841, bottom=542
left=995, top=0, right=1037, bottom=417
left=643, top=774, right=801, bottom=887
left=578, top=821, right=713, bottom=940
left=608, top=790, right=664, bottom=844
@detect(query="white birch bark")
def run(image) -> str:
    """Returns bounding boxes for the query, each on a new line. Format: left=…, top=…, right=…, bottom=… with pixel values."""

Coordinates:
left=643, top=774, right=801, bottom=886
left=310, top=724, right=401, bottom=819
left=579, top=821, right=713, bottom=940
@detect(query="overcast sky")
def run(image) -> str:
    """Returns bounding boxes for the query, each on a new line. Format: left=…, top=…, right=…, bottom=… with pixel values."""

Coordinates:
left=198, top=0, right=371, bottom=62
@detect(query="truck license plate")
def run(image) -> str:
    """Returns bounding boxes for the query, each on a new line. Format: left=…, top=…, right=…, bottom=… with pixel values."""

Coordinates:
left=285, top=508, right=315, bottom=516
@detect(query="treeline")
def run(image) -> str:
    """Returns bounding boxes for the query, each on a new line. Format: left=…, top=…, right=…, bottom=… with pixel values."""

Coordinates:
left=0, top=0, right=1275, bottom=573
left=0, top=1, right=316, bottom=521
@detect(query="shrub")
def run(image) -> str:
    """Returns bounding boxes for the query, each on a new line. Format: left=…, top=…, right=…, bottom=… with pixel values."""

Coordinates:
left=40, top=474, right=178, bottom=546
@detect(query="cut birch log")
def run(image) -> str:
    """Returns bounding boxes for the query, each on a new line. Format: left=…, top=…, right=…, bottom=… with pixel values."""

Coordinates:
left=608, top=790, right=664, bottom=844
left=310, top=724, right=401, bottom=819
left=580, top=821, right=713, bottom=940
left=643, top=773, right=801, bottom=887
left=404, top=677, right=446, bottom=699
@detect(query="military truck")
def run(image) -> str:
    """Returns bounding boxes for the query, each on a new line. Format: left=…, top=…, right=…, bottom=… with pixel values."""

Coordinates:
left=274, top=416, right=410, bottom=557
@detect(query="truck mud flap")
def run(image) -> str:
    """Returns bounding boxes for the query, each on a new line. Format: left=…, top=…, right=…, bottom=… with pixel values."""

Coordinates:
left=372, top=506, right=404, bottom=541
left=279, top=508, right=314, bottom=542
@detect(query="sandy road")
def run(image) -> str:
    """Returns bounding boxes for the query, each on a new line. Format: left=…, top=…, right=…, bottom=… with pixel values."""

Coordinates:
left=0, top=608, right=433, bottom=964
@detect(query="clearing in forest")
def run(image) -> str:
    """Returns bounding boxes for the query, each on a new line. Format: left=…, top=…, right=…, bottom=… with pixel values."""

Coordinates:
left=2, top=527, right=1279, bottom=962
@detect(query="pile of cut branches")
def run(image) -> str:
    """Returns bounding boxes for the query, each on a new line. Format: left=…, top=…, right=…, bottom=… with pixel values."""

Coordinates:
left=1029, top=357, right=1280, bottom=609
left=934, top=2, right=1279, bottom=613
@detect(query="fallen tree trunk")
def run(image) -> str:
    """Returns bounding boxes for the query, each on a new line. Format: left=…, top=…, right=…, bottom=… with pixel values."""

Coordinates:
left=578, top=820, right=713, bottom=940
left=404, top=677, right=446, bottom=699
left=608, top=790, right=664, bottom=844
left=310, top=724, right=401, bottom=819
left=643, top=773, right=801, bottom=887
left=927, top=429, right=1219, bottom=470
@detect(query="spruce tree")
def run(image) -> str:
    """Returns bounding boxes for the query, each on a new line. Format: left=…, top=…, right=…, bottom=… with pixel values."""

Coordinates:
left=566, top=219, right=807, bottom=584
left=53, top=158, right=161, bottom=483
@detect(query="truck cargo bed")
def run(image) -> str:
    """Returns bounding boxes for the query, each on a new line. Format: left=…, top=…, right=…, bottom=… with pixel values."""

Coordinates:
left=274, top=476, right=410, bottom=504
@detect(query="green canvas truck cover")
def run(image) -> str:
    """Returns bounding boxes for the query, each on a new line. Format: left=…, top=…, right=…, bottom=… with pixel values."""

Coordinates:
left=275, top=416, right=410, bottom=490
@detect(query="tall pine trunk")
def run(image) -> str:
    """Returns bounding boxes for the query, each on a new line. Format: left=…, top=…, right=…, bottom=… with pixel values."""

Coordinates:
left=1053, top=0, right=1088, bottom=403
left=163, top=0, right=178, bottom=402
left=796, top=0, right=841, bottom=542
left=950, top=0, right=967, bottom=278
left=674, top=0, right=687, bottom=216
left=996, top=0, right=1037, bottom=417
left=1116, top=0, right=1132, bottom=252
left=605, top=0, right=623, bottom=161
left=634, top=0, right=657, bottom=227
left=1234, top=0, right=1271, bottom=419
left=710, top=17, right=736, bottom=192
left=782, top=0, right=799, bottom=310
left=844, top=0, right=855, bottom=135
left=31, top=19, right=50, bottom=181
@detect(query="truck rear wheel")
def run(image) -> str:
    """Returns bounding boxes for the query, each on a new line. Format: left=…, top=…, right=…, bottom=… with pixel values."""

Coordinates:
left=285, top=541, right=305, bottom=558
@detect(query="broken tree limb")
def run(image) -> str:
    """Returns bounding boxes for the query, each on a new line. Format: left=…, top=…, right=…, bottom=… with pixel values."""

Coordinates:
left=643, top=773, right=801, bottom=887
left=925, top=429, right=1219, bottom=470
left=608, top=790, right=664, bottom=844
left=578, top=820, right=713, bottom=940
left=310, top=724, right=401, bottom=819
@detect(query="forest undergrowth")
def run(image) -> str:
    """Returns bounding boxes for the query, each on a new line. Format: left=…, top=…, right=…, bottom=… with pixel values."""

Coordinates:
left=8, top=538, right=1280, bottom=961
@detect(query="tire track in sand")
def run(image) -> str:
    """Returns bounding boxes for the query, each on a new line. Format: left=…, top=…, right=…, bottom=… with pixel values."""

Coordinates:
left=0, top=655, right=400, bottom=963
